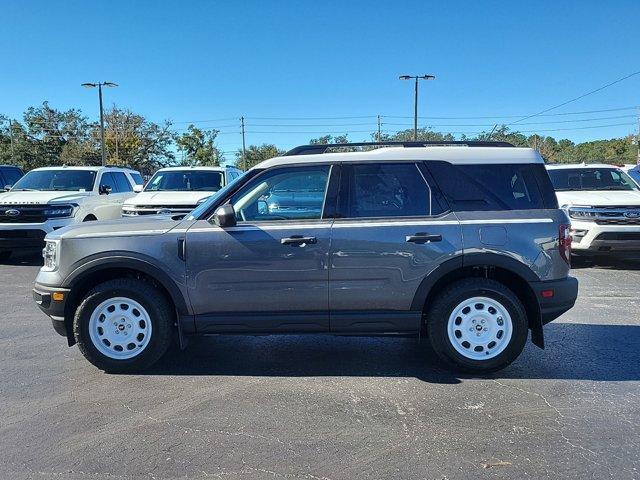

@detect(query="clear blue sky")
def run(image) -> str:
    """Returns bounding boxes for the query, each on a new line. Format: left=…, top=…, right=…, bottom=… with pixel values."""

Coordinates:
left=2, top=0, right=639, bottom=157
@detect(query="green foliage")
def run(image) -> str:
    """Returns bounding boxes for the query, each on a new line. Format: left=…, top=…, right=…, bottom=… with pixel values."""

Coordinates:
left=175, top=124, right=223, bottom=167
left=234, top=144, right=285, bottom=169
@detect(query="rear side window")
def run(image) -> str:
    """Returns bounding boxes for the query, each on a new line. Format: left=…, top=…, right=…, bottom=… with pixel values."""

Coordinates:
left=112, top=172, right=133, bottom=192
left=427, top=162, right=555, bottom=211
left=129, top=172, right=144, bottom=185
left=339, top=163, right=444, bottom=218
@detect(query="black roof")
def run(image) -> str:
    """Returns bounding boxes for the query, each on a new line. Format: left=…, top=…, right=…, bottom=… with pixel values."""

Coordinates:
left=285, top=141, right=515, bottom=156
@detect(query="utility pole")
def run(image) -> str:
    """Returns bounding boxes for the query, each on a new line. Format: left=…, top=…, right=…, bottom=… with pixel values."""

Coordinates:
left=399, top=74, right=436, bottom=141
left=377, top=115, right=382, bottom=142
left=240, top=116, right=247, bottom=170
left=8, top=119, right=14, bottom=163
left=81, top=82, right=118, bottom=166
left=637, top=107, right=640, bottom=166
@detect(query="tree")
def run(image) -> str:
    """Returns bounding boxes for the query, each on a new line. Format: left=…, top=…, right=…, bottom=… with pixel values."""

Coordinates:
left=234, top=144, right=285, bottom=169
left=309, top=134, right=349, bottom=144
left=175, top=124, right=223, bottom=166
left=102, top=106, right=175, bottom=174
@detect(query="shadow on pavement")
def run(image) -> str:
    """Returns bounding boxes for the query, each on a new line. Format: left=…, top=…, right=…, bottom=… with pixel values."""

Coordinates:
left=572, top=254, right=640, bottom=270
left=143, top=322, right=640, bottom=383
left=1, top=251, right=43, bottom=267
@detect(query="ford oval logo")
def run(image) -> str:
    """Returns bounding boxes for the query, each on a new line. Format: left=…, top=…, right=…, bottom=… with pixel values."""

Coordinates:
left=4, top=209, right=20, bottom=217
left=624, top=211, right=640, bottom=218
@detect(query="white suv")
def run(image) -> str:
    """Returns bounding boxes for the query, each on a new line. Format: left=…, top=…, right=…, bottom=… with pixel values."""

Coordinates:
left=0, top=166, right=142, bottom=261
left=122, top=166, right=243, bottom=217
left=547, top=163, right=640, bottom=254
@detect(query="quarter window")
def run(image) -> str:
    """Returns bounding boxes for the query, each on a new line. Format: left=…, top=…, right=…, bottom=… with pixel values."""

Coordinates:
left=341, top=163, right=437, bottom=218
left=229, top=165, right=330, bottom=222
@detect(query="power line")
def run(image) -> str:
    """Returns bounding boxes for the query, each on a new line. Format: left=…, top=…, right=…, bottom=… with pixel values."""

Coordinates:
left=509, top=71, right=640, bottom=125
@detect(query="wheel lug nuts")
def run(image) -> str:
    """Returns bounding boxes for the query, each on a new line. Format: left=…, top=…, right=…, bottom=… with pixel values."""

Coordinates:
left=483, top=327, right=488, bottom=331
left=481, top=319, right=485, bottom=324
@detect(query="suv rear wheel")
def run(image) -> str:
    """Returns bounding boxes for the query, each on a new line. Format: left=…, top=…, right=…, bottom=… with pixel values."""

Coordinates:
left=426, top=278, right=528, bottom=373
left=73, top=278, right=174, bottom=373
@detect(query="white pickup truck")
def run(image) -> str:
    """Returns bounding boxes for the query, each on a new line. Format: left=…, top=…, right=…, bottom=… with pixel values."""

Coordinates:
left=122, top=166, right=243, bottom=217
left=547, top=163, right=640, bottom=255
left=0, top=166, right=142, bottom=261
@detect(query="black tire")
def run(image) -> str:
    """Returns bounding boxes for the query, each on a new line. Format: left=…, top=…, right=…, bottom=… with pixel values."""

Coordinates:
left=425, top=278, right=528, bottom=374
left=73, top=278, right=174, bottom=373
left=83, top=215, right=97, bottom=222
left=0, top=251, right=11, bottom=262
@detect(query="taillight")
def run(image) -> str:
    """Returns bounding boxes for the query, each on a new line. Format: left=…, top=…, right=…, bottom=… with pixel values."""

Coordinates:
left=559, top=223, right=572, bottom=266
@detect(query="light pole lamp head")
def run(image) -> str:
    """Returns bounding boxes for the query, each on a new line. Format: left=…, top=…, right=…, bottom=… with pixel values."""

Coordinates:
left=398, top=75, right=412, bottom=80
left=81, top=83, right=98, bottom=88
left=420, top=75, right=436, bottom=80
left=103, top=82, right=118, bottom=88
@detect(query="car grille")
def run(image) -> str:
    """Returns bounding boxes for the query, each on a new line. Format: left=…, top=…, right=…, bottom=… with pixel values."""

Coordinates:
left=123, top=205, right=197, bottom=216
left=595, top=232, right=640, bottom=241
left=570, top=206, right=640, bottom=225
left=0, top=205, right=47, bottom=223
left=0, top=229, right=46, bottom=240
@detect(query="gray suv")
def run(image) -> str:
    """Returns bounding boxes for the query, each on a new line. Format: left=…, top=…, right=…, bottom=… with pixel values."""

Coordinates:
left=33, top=141, right=578, bottom=373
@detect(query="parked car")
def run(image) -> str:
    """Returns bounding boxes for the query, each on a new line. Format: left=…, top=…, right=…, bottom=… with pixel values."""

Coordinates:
left=33, top=141, right=577, bottom=374
left=122, top=166, right=243, bottom=217
left=0, top=165, right=24, bottom=190
left=0, top=166, right=142, bottom=261
left=547, top=163, right=640, bottom=255
left=622, top=164, right=640, bottom=186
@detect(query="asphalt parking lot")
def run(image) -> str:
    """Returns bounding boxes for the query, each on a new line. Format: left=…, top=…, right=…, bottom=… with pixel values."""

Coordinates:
left=1, top=253, right=639, bottom=480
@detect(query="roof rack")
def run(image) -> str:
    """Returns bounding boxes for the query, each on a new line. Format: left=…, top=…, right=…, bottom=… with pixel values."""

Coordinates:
left=284, top=141, right=514, bottom=156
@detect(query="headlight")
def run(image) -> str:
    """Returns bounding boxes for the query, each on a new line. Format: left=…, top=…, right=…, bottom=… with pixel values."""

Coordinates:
left=567, top=206, right=596, bottom=220
left=44, top=205, right=74, bottom=218
left=42, top=240, right=59, bottom=271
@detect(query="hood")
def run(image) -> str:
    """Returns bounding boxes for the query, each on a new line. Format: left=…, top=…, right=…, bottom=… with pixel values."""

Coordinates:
left=555, top=190, right=640, bottom=207
left=0, top=190, right=92, bottom=205
left=47, top=216, right=188, bottom=241
left=123, top=191, right=214, bottom=206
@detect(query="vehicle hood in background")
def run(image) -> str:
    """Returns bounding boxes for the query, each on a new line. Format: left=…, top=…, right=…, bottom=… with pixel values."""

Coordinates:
left=123, top=191, right=215, bottom=206
left=556, top=190, right=640, bottom=207
left=0, top=191, right=92, bottom=205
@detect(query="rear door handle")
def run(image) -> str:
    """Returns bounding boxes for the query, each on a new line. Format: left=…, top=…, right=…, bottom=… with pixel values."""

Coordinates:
left=406, top=232, right=442, bottom=244
left=281, top=235, right=317, bottom=246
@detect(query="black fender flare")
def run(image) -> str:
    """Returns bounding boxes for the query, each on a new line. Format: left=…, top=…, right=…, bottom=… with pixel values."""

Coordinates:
left=411, top=253, right=544, bottom=348
left=63, top=251, right=190, bottom=315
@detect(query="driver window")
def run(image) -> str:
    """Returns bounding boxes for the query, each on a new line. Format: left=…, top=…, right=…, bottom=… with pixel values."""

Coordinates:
left=229, top=165, right=330, bottom=222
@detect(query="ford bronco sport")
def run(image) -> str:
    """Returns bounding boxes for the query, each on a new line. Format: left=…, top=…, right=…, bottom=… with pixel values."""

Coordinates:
left=33, top=141, right=578, bottom=373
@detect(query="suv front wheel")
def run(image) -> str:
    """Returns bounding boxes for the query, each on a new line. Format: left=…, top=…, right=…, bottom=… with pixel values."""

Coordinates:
left=73, top=278, right=174, bottom=373
left=426, top=278, right=528, bottom=373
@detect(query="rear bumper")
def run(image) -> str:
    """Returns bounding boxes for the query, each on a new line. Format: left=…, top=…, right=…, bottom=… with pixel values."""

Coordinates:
left=33, top=283, right=70, bottom=337
left=530, top=276, right=579, bottom=325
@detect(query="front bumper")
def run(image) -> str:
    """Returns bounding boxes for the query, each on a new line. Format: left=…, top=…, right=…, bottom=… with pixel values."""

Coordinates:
left=530, top=276, right=579, bottom=325
left=33, top=283, right=70, bottom=337
left=570, top=220, right=640, bottom=252
left=0, top=219, right=74, bottom=251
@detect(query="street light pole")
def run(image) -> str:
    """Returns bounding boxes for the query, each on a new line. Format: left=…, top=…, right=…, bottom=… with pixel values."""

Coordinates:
left=399, top=74, right=435, bottom=141
left=82, top=82, right=118, bottom=166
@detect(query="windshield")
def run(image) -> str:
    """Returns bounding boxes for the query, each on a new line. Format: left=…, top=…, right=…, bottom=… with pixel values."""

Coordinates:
left=12, top=170, right=96, bottom=192
left=144, top=170, right=224, bottom=192
left=548, top=168, right=639, bottom=192
left=187, top=171, right=248, bottom=220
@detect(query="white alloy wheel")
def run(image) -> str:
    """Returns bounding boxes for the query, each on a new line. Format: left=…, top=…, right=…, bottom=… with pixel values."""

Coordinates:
left=446, top=296, right=513, bottom=361
left=88, top=297, right=153, bottom=360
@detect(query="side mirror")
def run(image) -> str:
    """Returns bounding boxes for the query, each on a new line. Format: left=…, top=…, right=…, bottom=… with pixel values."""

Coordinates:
left=133, top=185, right=143, bottom=193
left=4, top=185, right=11, bottom=192
left=214, top=204, right=237, bottom=227
left=99, top=184, right=112, bottom=195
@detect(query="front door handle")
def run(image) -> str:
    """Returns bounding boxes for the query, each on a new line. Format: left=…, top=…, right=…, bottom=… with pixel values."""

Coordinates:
left=281, top=235, right=317, bottom=246
left=406, top=232, right=442, bottom=244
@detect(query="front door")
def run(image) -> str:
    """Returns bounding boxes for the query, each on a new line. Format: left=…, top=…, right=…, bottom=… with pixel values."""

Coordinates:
left=329, top=162, right=463, bottom=333
left=186, top=164, right=335, bottom=333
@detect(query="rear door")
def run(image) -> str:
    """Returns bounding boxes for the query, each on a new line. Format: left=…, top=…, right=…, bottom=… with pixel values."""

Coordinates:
left=185, top=164, right=336, bottom=333
left=329, top=162, right=462, bottom=333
